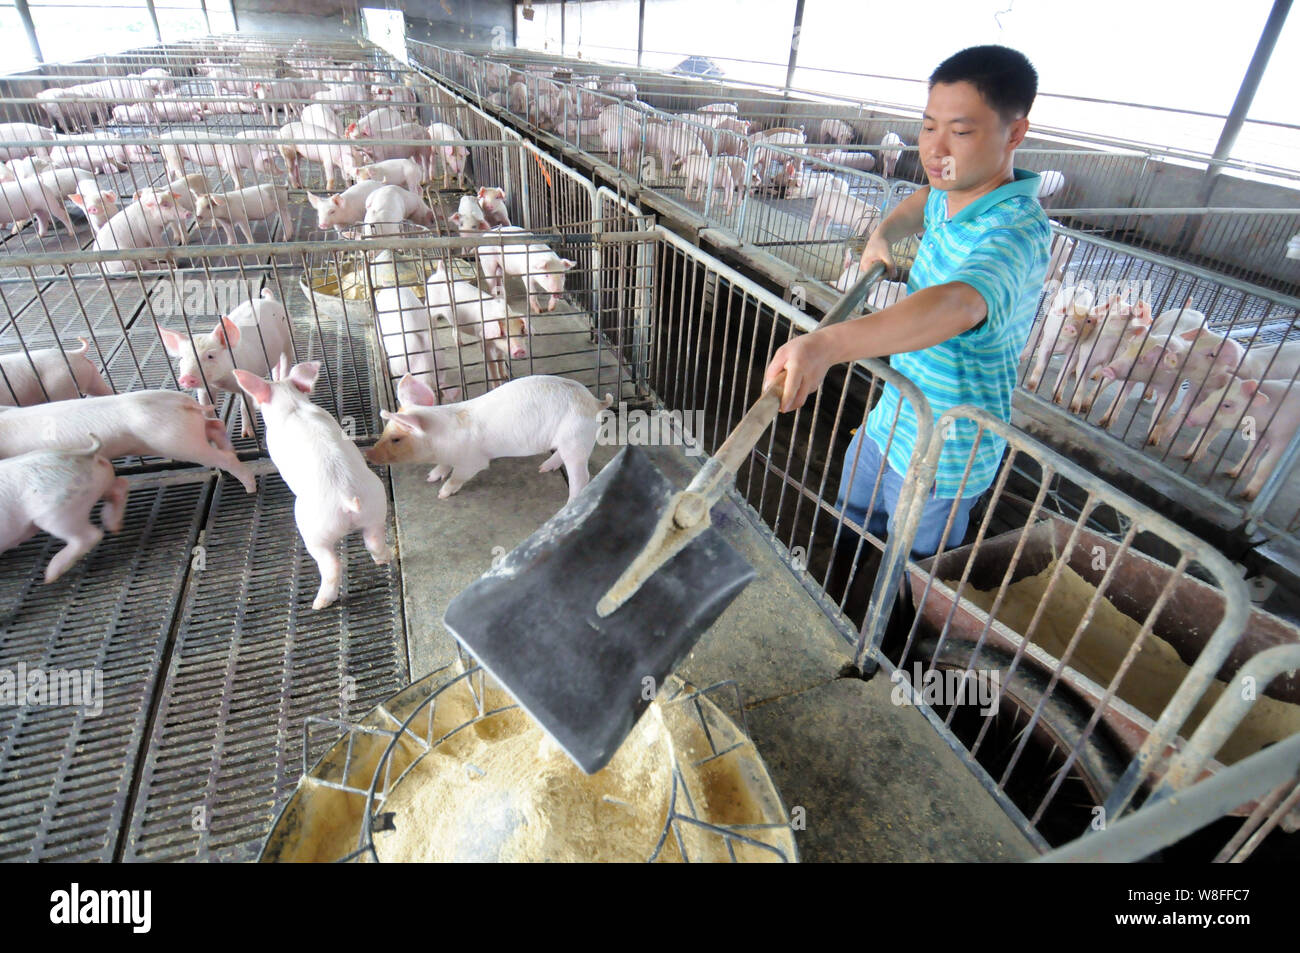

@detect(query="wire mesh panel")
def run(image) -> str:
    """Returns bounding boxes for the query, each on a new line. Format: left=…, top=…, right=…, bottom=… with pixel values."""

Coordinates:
left=861, top=406, right=1275, bottom=849
left=647, top=226, right=934, bottom=642
left=1017, top=225, right=1300, bottom=542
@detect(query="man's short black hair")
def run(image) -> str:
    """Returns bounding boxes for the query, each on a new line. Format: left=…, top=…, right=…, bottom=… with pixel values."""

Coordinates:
left=930, top=45, right=1037, bottom=124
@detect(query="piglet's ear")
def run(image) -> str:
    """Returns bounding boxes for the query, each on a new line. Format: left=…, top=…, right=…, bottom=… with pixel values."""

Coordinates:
left=1240, top=380, right=1259, bottom=398
left=213, top=316, right=240, bottom=347
left=382, top=410, right=425, bottom=435
left=233, top=369, right=272, bottom=406
left=158, top=327, right=186, bottom=355
left=559, top=259, right=577, bottom=271
left=288, top=361, right=320, bottom=394
left=397, top=373, right=438, bottom=408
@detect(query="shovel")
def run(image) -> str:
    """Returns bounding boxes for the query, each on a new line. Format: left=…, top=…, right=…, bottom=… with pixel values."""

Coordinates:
left=443, top=264, right=887, bottom=773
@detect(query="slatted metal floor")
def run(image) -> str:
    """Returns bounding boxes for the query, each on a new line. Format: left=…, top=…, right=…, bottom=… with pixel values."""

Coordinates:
left=0, top=251, right=407, bottom=860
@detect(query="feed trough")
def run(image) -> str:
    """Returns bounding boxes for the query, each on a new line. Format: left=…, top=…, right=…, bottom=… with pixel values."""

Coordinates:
left=260, top=663, right=798, bottom=862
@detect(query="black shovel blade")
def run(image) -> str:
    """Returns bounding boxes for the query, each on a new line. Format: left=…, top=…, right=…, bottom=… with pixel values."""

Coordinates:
left=442, top=445, right=756, bottom=774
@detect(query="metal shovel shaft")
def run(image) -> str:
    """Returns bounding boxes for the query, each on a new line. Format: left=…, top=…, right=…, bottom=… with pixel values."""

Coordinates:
left=597, top=264, right=888, bottom=616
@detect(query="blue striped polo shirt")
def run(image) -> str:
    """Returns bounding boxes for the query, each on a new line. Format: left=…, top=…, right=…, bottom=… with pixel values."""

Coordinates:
left=862, top=168, right=1051, bottom=499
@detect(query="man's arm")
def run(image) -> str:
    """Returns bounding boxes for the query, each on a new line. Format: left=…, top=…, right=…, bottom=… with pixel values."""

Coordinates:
left=764, top=281, right=986, bottom=412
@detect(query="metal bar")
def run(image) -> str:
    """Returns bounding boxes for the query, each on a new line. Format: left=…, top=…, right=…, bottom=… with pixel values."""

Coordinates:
left=229, top=0, right=238, bottom=32
left=199, top=0, right=211, bottom=34
left=1151, top=644, right=1300, bottom=795
left=145, top=0, right=163, bottom=44
left=783, top=0, right=806, bottom=93
left=13, top=0, right=43, bottom=64
left=637, top=0, right=645, bottom=68
left=1037, top=731, right=1300, bottom=863
left=1199, top=0, right=1292, bottom=204
left=560, top=0, right=566, bottom=58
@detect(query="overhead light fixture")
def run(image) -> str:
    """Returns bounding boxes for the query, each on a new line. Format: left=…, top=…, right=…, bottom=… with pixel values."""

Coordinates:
left=522, top=2, right=535, bottom=20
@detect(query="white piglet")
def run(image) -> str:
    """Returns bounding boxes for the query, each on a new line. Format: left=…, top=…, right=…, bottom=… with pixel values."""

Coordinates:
left=70, top=179, right=120, bottom=231
left=234, top=358, right=392, bottom=610
left=0, top=436, right=129, bottom=583
left=351, top=157, right=423, bottom=193
left=373, top=286, right=459, bottom=402
left=1, top=338, right=112, bottom=406
left=477, top=226, right=576, bottom=313
left=158, top=288, right=293, bottom=437
left=0, top=390, right=256, bottom=492
left=366, top=373, right=612, bottom=503
left=362, top=184, right=435, bottom=236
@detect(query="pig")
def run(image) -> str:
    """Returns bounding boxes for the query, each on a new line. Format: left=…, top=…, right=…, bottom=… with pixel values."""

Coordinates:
left=278, top=121, right=363, bottom=191
left=806, top=189, right=881, bottom=241
left=233, top=358, right=392, bottom=610
left=597, top=103, right=642, bottom=173
left=1062, top=295, right=1154, bottom=413
left=202, top=96, right=261, bottom=116
left=158, top=288, right=293, bottom=438
left=0, top=123, right=56, bottom=161
left=424, top=263, right=529, bottom=384
left=194, top=183, right=293, bottom=244
left=880, top=131, right=905, bottom=178
left=427, top=122, right=469, bottom=189
left=0, top=171, right=83, bottom=236
left=1093, top=303, right=1209, bottom=429
left=157, top=173, right=210, bottom=244
left=305, top=180, right=385, bottom=231
left=0, top=338, right=112, bottom=406
left=647, top=122, right=708, bottom=177
left=1045, top=232, right=1076, bottom=283
left=557, top=116, right=604, bottom=139
left=449, top=194, right=489, bottom=234
left=366, top=373, right=612, bottom=502
left=476, top=186, right=510, bottom=226
left=350, top=157, right=424, bottom=194
left=347, top=107, right=407, bottom=140
left=716, top=155, right=760, bottom=197
left=90, top=188, right=189, bottom=275
left=233, top=130, right=286, bottom=176
left=355, top=122, right=431, bottom=174
left=699, top=103, right=738, bottom=115
left=820, top=118, right=855, bottom=145
left=1185, top=378, right=1299, bottom=499
left=787, top=171, right=849, bottom=199
left=476, top=225, right=577, bottom=314
left=815, top=149, right=876, bottom=172
left=151, top=95, right=205, bottom=123
left=373, top=286, right=459, bottom=403
left=0, top=390, right=255, bottom=493
left=1023, top=284, right=1096, bottom=392
left=830, top=250, right=911, bottom=306
left=680, top=155, right=736, bottom=213
left=252, top=80, right=303, bottom=124
left=362, top=185, right=435, bottom=236
left=312, top=83, right=371, bottom=105
left=0, top=156, right=53, bottom=182
left=111, top=102, right=160, bottom=125
left=158, top=130, right=262, bottom=189
left=0, top=436, right=129, bottom=583
left=299, top=103, right=343, bottom=136
left=507, top=82, right=529, bottom=115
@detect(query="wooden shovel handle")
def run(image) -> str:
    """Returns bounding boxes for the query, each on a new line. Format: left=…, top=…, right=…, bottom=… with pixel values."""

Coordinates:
left=675, top=263, right=887, bottom=526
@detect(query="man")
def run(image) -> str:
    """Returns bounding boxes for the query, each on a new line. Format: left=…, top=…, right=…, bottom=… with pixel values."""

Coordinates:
left=763, top=45, right=1051, bottom=558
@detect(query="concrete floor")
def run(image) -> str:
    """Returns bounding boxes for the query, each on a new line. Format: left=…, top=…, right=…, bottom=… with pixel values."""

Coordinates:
left=390, top=433, right=1037, bottom=862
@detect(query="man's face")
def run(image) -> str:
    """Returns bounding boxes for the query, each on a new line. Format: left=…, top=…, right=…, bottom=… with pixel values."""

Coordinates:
left=919, top=80, right=1027, bottom=191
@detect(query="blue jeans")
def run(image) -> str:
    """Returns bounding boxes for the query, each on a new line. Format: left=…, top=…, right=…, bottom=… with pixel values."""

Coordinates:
left=836, top=429, right=981, bottom=559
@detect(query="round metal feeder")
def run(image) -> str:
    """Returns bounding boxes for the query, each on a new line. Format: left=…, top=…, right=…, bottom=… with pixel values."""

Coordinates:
left=260, top=663, right=798, bottom=863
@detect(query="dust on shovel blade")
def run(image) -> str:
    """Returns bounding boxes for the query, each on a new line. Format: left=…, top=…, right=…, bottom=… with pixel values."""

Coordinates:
left=442, top=446, right=756, bottom=774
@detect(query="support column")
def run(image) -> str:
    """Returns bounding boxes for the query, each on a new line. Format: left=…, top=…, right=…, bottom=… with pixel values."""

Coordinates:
left=783, top=0, right=806, bottom=92
left=14, top=0, right=43, bottom=64
left=637, top=0, right=646, bottom=68
left=1199, top=0, right=1291, bottom=204
left=145, top=0, right=163, bottom=44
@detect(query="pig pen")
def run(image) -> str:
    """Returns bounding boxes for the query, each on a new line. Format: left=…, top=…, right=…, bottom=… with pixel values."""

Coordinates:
left=406, top=39, right=1300, bottom=582
left=1, top=34, right=1294, bottom=864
